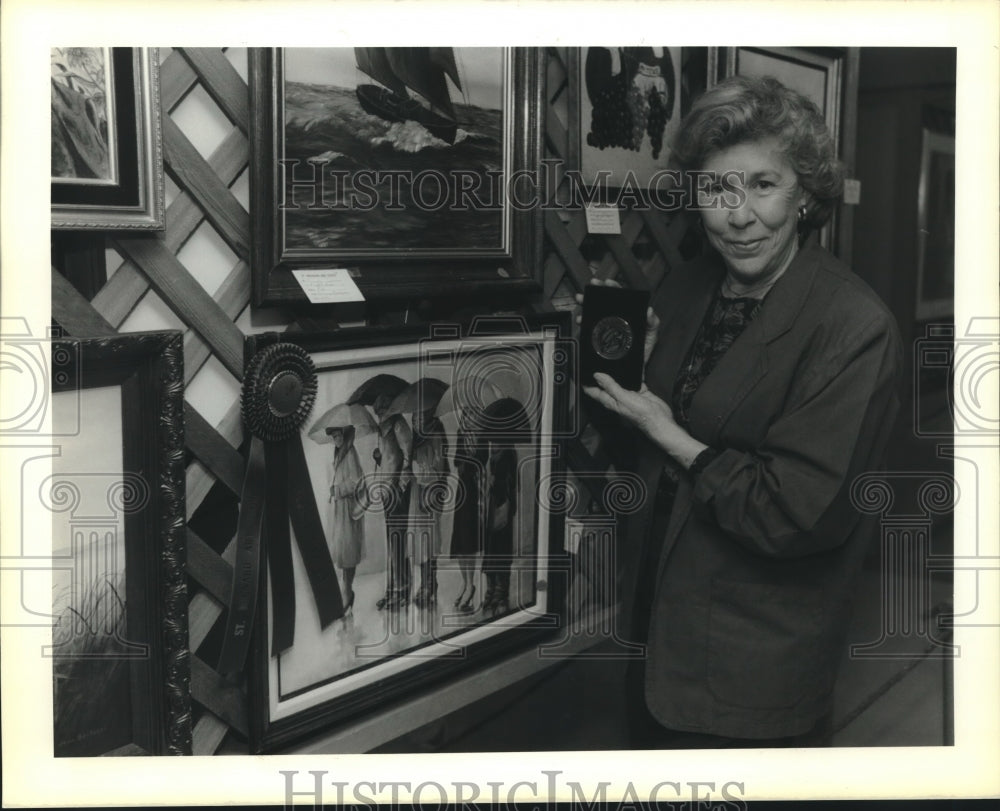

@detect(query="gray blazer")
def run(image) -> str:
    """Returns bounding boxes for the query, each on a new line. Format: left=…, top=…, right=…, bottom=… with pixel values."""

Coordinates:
left=624, top=240, right=903, bottom=738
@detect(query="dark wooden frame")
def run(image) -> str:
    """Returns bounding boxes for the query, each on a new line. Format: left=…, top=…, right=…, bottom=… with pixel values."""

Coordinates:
left=50, top=332, right=190, bottom=755
left=51, top=47, right=165, bottom=231
left=248, top=47, right=544, bottom=306
left=247, top=312, right=571, bottom=752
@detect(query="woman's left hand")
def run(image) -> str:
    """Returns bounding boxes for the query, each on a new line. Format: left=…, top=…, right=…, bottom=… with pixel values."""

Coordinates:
left=582, top=373, right=678, bottom=440
left=582, top=373, right=708, bottom=469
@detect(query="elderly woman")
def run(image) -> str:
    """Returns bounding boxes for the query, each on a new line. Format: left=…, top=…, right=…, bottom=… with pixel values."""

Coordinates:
left=584, top=75, right=902, bottom=748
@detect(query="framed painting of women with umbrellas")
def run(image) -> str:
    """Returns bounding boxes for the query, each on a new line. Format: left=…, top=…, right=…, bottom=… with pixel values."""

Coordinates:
left=242, top=314, right=572, bottom=751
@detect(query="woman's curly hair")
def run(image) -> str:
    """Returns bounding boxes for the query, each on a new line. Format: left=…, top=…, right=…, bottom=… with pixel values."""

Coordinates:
left=671, top=75, right=844, bottom=230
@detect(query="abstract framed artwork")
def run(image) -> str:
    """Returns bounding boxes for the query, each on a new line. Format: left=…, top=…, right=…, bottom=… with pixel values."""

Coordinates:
left=48, top=332, right=189, bottom=755
left=238, top=313, right=571, bottom=751
left=248, top=47, right=544, bottom=306
left=50, top=47, right=164, bottom=230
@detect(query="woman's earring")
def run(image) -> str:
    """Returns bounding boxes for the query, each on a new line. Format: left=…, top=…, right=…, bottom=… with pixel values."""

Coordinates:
left=797, top=204, right=808, bottom=224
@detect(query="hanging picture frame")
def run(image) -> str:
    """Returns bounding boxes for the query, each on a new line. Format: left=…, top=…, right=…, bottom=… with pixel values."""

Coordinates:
left=915, top=127, right=955, bottom=320
left=240, top=313, right=572, bottom=751
left=569, top=46, right=684, bottom=191
left=710, top=46, right=846, bottom=251
left=48, top=331, right=189, bottom=756
left=50, top=47, right=164, bottom=230
left=249, top=47, right=544, bottom=306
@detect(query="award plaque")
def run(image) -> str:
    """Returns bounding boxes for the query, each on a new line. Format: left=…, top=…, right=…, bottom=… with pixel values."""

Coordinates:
left=580, top=285, right=650, bottom=390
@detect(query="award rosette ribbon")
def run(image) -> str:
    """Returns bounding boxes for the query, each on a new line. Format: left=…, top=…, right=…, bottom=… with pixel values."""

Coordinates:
left=217, top=343, right=344, bottom=674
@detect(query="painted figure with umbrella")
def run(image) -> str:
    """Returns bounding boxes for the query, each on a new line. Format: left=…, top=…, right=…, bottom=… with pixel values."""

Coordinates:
left=436, top=373, right=505, bottom=613
left=473, top=396, right=533, bottom=617
left=347, top=374, right=413, bottom=611
left=308, top=403, right=377, bottom=616
left=383, top=377, right=450, bottom=609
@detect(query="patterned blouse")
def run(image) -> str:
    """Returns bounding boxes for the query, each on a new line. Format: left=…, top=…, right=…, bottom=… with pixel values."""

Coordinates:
left=672, top=293, right=763, bottom=427
left=652, top=291, right=764, bottom=514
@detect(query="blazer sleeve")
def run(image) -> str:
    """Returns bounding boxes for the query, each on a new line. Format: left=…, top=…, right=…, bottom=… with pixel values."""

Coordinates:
left=690, top=309, right=902, bottom=559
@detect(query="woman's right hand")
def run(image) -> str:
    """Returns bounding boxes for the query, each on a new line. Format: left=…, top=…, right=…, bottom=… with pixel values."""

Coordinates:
left=574, top=278, right=660, bottom=364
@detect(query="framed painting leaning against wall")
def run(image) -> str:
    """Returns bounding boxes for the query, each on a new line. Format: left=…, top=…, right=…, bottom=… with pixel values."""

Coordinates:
left=47, top=332, right=189, bottom=756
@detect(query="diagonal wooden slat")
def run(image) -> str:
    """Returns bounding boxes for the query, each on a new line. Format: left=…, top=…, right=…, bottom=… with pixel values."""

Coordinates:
left=91, top=128, right=250, bottom=329
left=189, top=590, right=225, bottom=652
left=186, top=528, right=233, bottom=606
left=544, top=210, right=592, bottom=290
left=178, top=48, right=250, bottom=134
left=186, top=398, right=243, bottom=519
left=192, top=713, right=230, bottom=755
left=160, top=48, right=201, bottom=111
left=168, top=132, right=250, bottom=250
left=163, top=117, right=251, bottom=261
left=51, top=269, right=116, bottom=337
left=190, top=654, right=249, bottom=736
left=184, top=402, right=244, bottom=496
left=604, top=234, right=648, bottom=290
left=640, top=208, right=688, bottom=274
left=181, top=261, right=251, bottom=386
left=113, top=238, right=245, bottom=379
left=543, top=253, right=570, bottom=301
left=544, top=105, right=568, bottom=159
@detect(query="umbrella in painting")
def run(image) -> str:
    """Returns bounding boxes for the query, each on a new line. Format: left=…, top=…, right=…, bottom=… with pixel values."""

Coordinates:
left=383, top=377, right=450, bottom=419
left=435, top=373, right=507, bottom=418
left=308, top=402, right=379, bottom=445
left=345, top=373, right=408, bottom=406
left=468, top=396, right=532, bottom=437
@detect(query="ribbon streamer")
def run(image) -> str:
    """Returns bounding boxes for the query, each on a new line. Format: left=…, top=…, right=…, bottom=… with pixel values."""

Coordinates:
left=217, top=343, right=343, bottom=674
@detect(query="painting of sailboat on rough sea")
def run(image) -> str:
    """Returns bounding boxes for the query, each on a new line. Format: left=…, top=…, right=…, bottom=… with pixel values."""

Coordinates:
left=280, top=47, right=507, bottom=254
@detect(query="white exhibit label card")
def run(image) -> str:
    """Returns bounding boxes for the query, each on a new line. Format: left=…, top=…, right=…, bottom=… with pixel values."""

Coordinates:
left=585, top=203, right=622, bottom=235
left=843, top=178, right=862, bottom=205
left=292, top=268, right=366, bottom=304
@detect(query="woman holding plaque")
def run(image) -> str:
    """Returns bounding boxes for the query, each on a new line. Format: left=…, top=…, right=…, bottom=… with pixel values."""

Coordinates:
left=582, top=75, right=903, bottom=747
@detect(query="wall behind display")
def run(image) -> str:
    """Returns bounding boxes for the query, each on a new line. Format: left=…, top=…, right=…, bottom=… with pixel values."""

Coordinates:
left=50, top=46, right=698, bottom=754
left=852, top=47, right=956, bottom=474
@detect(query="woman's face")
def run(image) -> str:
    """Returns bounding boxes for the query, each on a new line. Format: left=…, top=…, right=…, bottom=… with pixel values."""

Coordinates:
left=700, top=138, right=807, bottom=286
left=327, top=428, right=344, bottom=448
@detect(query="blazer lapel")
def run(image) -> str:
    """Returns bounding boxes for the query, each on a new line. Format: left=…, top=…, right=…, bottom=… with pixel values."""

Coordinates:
left=645, top=254, right=723, bottom=404
left=686, top=240, right=823, bottom=446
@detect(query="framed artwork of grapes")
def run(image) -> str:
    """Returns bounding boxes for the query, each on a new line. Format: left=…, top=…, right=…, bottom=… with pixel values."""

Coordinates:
left=569, top=47, right=683, bottom=190
left=242, top=315, right=572, bottom=751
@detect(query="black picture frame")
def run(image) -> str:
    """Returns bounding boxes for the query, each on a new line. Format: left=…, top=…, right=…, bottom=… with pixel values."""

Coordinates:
left=248, top=47, right=544, bottom=306
left=49, top=332, right=189, bottom=756
left=245, top=312, right=572, bottom=752
left=50, top=47, right=164, bottom=231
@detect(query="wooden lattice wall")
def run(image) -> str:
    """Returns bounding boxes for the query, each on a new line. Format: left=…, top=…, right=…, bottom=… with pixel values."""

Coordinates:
left=50, top=46, right=694, bottom=754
